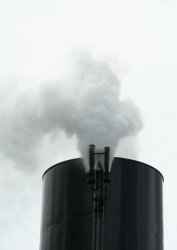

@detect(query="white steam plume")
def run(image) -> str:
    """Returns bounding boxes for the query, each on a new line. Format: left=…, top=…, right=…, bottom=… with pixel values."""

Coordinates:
left=0, top=53, right=143, bottom=171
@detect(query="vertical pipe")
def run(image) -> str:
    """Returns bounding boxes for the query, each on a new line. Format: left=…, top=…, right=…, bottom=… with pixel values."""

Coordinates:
left=96, top=170, right=104, bottom=250
left=92, top=176, right=97, bottom=250
left=96, top=205, right=104, bottom=250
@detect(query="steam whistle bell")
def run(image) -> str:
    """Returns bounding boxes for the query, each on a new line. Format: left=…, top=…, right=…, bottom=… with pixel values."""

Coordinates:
left=88, top=144, right=110, bottom=182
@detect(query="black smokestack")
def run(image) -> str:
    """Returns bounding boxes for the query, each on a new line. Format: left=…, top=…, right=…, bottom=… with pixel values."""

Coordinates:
left=39, top=158, right=163, bottom=250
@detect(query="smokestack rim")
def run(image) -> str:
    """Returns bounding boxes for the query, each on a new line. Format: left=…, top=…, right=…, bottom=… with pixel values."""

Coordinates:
left=42, top=157, right=164, bottom=181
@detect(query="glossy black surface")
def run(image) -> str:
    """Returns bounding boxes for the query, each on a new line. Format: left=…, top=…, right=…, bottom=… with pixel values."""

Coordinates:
left=40, top=158, right=163, bottom=250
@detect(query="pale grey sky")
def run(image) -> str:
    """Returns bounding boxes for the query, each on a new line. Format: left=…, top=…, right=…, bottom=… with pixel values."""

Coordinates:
left=0, top=0, right=177, bottom=249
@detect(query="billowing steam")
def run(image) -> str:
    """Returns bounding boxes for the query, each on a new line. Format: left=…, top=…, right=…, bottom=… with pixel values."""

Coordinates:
left=0, top=53, right=143, bottom=171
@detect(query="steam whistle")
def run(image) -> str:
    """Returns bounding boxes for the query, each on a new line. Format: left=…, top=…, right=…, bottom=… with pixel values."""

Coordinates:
left=88, top=144, right=110, bottom=183
left=87, top=144, right=111, bottom=250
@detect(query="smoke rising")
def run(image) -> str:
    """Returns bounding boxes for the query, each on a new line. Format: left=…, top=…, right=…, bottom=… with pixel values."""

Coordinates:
left=0, top=53, right=143, bottom=171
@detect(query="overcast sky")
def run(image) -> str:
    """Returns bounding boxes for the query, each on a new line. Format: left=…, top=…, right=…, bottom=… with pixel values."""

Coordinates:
left=0, top=0, right=177, bottom=249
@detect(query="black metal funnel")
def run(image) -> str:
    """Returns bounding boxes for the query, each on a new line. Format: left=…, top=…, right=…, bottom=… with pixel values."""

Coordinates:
left=40, top=158, right=164, bottom=250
